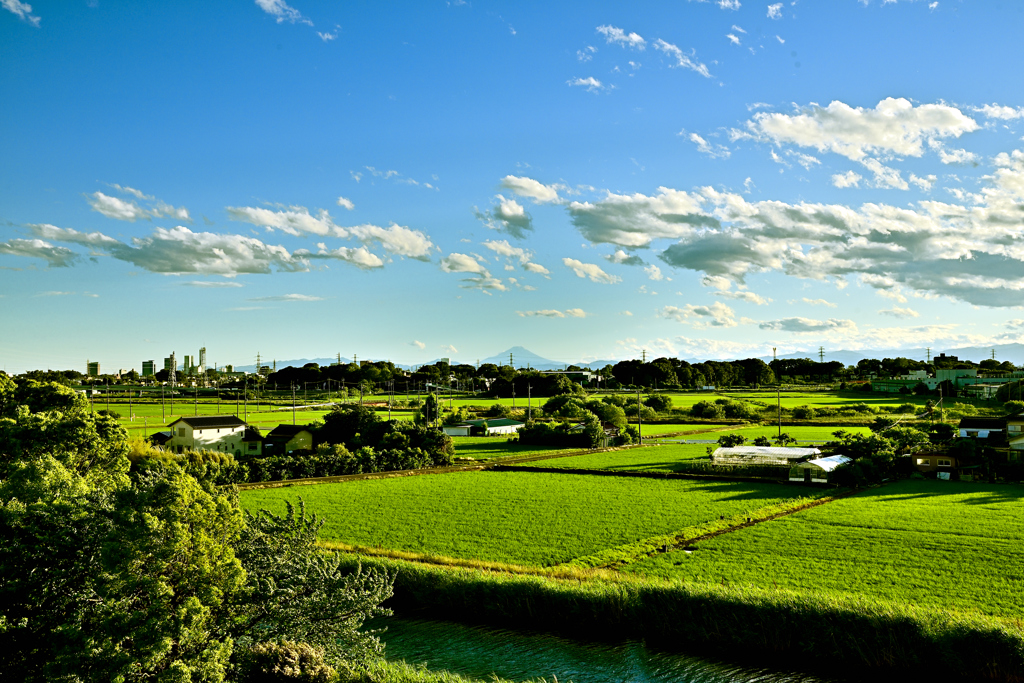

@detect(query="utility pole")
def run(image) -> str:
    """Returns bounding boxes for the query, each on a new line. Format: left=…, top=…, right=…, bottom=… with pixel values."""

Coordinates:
left=292, top=383, right=296, bottom=425
left=773, top=347, right=781, bottom=438
left=528, top=384, right=532, bottom=421
left=926, top=347, right=931, bottom=364
left=637, top=385, right=642, bottom=442
left=642, top=349, right=646, bottom=363
left=243, top=376, right=248, bottom=422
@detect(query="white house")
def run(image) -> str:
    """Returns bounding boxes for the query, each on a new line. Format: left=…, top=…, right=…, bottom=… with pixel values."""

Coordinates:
left=442, top=418, right=525, bottom=437
left=165, top=415, right=249, bottom=455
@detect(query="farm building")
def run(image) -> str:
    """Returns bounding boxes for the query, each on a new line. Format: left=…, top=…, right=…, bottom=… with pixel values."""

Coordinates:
left=263, top=424, right=314, bottom=455
left=164, top=415, right=249, bottom=455
left=711, top=445, right=821, bottom=466
left=442, top=418, right=525, bottom=437
left=789, top=455, right=851, bottom=483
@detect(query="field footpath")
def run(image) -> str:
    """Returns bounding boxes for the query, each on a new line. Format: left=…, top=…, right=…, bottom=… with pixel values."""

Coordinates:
left=585, top=485, right=868, bottom=572
left=232, top=444, right=646, bottom=491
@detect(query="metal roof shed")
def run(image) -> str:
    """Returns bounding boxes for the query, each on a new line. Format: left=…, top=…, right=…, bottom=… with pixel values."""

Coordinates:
left=789, top=454, right=851, bottom=483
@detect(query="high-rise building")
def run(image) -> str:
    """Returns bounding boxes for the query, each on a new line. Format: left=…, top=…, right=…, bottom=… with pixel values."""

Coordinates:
left=183, top=355, right=194, bottom=374
left=87, top=361, right=100, bottom=377
left=168, top=352, right=177, bottom=385
left=198, top=347, right=206, bottom=372
left=164, top=357, right=175, bottom=373
left=142, top=360, right=156, bottom=377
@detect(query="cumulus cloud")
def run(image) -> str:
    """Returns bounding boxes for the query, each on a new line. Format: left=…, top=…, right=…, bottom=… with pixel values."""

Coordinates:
left=715, top=289, right=771, bottom=305
left=596, top=25, right=646, bottom=49
left=975, top=104, right=1024, bottom=120
left=644, top=264, right=665, bottom=281
left=499, top=176, right=562, bottom=204
left=734, top=98, right=979, bottom=185
left=659, top=302, right=737, bottom=328
left=0, top=238, right=76, bottom=267
left=336, top=196, right=355, bottom=210
left=759, top=317, right=857, bottom=333
left=879, top=306, right=920, bottom=318
left=802, top=298, right=837, bottom=308
left=249, top=293, right=324, bottom=302
left=88, top=191, right=187, bottom=222
left=441, top=253, right=489, bottom=275
left=832, top=171, right=863, bottom=188
left=28, top=223, right=119, bottom=247
left=568, top=77, right=608, bottom=93
left=2, top=0, right=40, bottom=26
left=475, top=195, right=534, bottom=239
left=606, top=249, right=646, bottom=266
left=227, top=205, right=340, bottom=236
left=254, top=0, right=312, bottom=26
left=562, top=258, right=622, bottom=284
left=523, top=262, right=551, bottom=275
left=410, top=340, right=426, bottom=349
left=482, top=239, right=549, bottom=275
left=653, top=39, right=712, bottom=78
left=183, top=281, right=244, bottom=288
left=300, top=244, right=384, bottom=270
left=569, top=187, right=716, bottom=248
left=347, top=223, right=434, bottom=260
left=767, top=3, right=782, bottom=19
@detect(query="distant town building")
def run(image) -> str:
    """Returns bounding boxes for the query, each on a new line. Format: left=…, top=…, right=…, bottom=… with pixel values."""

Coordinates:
left=183, top=355, right=194, bottom=374
left=87, top=361, right=100, bottom=377
left=142, top=360, right=156, bottom=377
left=164, top=356, right=175, bottom=373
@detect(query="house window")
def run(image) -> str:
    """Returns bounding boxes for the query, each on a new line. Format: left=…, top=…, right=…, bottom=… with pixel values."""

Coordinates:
left=937, top=458, right=952, bottom=467
left=915, top=458, right=931, bottom=466
left=1009, top=425, right=1021, bottom=433
left=248, top=442, right=257, bottom=451
left=178, top=427, right=185, bottom=437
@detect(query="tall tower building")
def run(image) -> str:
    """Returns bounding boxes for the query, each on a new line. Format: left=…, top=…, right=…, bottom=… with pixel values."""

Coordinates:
left=87, top=361, right=100, bottom=377
left=168, top=352, right=177, bottom=386
left=142, top=360, right=155, bottom=377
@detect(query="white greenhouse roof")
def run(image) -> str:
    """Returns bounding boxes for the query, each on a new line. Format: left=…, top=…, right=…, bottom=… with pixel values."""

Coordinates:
left=713, top=446, right=821, bottom=460
left=797, top=455, right=851, bottom=472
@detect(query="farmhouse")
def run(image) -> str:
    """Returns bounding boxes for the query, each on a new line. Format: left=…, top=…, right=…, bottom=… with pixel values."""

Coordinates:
left=711, top=445, right=821, bottom=466
left=789, top=454, right=851, bottom=483
left=164, top=414, right=249, bottom=455
left=442, top=418, right=525, bottom=437
left=263, top=424, right=314, bottom=455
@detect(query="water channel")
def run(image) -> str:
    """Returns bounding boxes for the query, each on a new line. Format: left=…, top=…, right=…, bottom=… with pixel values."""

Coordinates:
left=375, top=617, right=842, bottom=683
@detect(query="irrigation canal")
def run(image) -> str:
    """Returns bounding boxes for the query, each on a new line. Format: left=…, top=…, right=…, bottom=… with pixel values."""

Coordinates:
left=374, top=617, right=841, bottom=683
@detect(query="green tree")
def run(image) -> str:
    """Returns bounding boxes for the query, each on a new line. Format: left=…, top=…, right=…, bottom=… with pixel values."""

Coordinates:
left=717, top=433, right=747, bottom=447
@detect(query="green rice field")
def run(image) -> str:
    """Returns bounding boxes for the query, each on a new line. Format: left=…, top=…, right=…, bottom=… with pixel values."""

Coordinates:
left=238, top=471, right=809, bottom=567
left=515, top=444, right=711, bottom=472
left=450, top=436, right=579, bottom=461
left=622, top=479, right=1024, bottom=618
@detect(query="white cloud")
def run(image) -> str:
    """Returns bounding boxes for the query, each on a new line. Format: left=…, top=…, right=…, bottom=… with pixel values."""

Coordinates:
left=975, top=104, right=1024, bottom=120
left=441, top=345, right=458, bottom=354
left=653, top=39, right=712, bottom=78
left=249, top=293, right=324, bottom=302
left=644, top=264, right=665, bottom=281
left=577, top=46, right=597, bottom=62
left=568, top=187, right=713, bottom=248
left=659, top=302, right=738, bottom=328
left=227, top=205, right=340, bottom=236
left=759, top=317, right=857, bottom=333
left=0, top=238, right=76, bottom=267
left=568, top=76, right=607, bottom=93
left=735, top=98, right=979, bottom=168
left=606, top=249, right=645, bottom=266
left=931, top=144, right=979, bottom=166
left=621, top=310, right=634, bottom=316
left=596, top=25, right=646, bottom=50
left=347, top=223, right=434, bottom=260
left=767, top=3, right=783, bottom=19
left=518, top=309, right=570, bottom=318
left=909, top=173, right=937, bottom=191
left=500, top=175, right=562, bottom=204
left=2, top=0, right=40, bottom=26
left=318, top=31, right=337, bottom=42
left=566, top=308, right=587, bottom=318
left=110, top=227, right=306, bottom=275
left=776, top=35, right=785, bottom=44
left=440, top=253, right=489, bottom=275
left=301, top=245, right=384, bottom=270
left=28, top=223, right=119, bottom=247
left=562, top=258, right=622, bottom=284
left=336, top=196, right=355, bottom=210
left=411, top=340, right=426, bottom=349
left=832, top=170, right=863, bottom=188
left=726, top=33, right=741, bottom=45
left=183, top=281, right=244, bottom=288
left=475, top=195, right=534, bottom=239
left=254, top=0, right=312, bottom=26
left=715, top=289, right=771, bottom=305
left=523, top=262, right=551, bottom=275
left=802, top=298, right=837, bottom=308
left=689, top=133, right=731, bottom=159
left=88, top=192, right=150, bottom=222
left=719, top=0, right=741, bottom=9
left=879, top=306, right=920, bottom=319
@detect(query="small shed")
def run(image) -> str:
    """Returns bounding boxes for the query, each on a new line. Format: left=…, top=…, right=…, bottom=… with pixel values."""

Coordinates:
left=711, top=445, right=821, bottom=466
left=446, top=418, right=525, bottom=436
left=789, top=454, right=851, bottom=483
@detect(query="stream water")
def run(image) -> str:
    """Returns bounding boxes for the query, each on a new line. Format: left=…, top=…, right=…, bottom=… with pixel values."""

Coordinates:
left=375, top=616, right=841, bottom=683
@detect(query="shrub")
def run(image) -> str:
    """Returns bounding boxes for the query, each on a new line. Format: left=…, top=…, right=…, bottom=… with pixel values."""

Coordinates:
left=691, top=400, right=725, bottom=419
left=791, top=405, right=816, bottom=420
left=643, top=394, right=673, bottom=412
left=717, top=434, right=747, bottom=447
left=238, top=640, right=338, bottom=683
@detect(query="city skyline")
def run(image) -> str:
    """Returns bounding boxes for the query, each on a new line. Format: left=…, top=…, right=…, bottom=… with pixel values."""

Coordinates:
left=3, top=1, right=1024, bottom=374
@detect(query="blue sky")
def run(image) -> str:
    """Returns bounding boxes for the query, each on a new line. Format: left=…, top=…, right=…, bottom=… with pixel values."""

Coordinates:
left=3, top=0, right=1024, bottom=373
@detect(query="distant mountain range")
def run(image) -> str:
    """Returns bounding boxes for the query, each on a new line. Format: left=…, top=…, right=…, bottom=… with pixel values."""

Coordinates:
left=233, top=343, right=1024, bottom=374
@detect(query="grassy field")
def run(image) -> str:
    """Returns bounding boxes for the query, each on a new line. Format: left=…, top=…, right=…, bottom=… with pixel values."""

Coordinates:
left=514, top=444, right=711, bottom=472
left=622, top=479, right=1024, bottom=618
left=450, top=436, right=579, bottom=461
left=238, top=472, right=810, bottom=567
left=657, top=424, right=873, bottom=442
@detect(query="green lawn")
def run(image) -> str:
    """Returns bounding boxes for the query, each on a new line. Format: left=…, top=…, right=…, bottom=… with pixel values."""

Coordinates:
left=622, top=479, right=1024, bottom=618
left=514, top=444, right=711, bottom=472
left=238, top=472, right=808, bottom=567
left=451, top=436, right=580, bottom=461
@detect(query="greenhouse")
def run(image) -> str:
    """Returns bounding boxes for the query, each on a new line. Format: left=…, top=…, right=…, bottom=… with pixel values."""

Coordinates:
left=789, top=455, right=851, bottom=483
left=710, top=446, right=821, bottom=466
